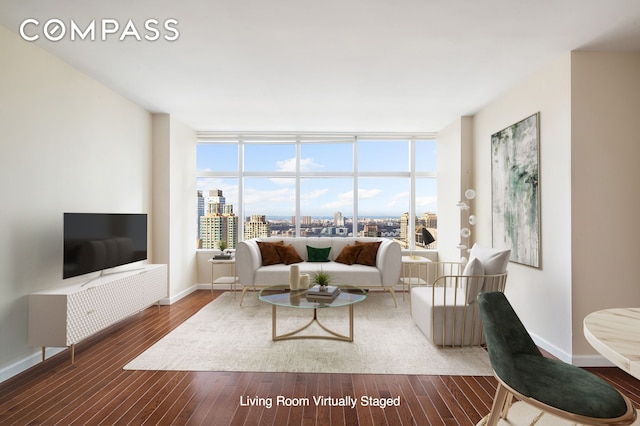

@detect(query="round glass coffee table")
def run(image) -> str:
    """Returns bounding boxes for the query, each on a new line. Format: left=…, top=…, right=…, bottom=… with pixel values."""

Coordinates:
left=258, top=285, right=367, bottom=342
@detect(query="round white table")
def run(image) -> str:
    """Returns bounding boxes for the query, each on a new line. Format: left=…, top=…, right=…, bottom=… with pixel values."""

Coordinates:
left=584, top=308, right=640, bottom=380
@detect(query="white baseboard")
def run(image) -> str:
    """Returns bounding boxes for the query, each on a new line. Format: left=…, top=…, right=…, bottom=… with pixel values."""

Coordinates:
left=196, top=282, right=237, bottom=291
left=1, top=286, right=201, bottom=385
left=0, top=347, right=65, bottom=384
left=529, top=332, right=614, bottom=367
left=163, top=284, right=198, bottom=305
left=571, top=354, right=615, bottom=367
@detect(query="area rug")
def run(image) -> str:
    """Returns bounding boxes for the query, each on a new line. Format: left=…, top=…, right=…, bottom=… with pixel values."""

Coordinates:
left=124, top=291, right=493, bottom=375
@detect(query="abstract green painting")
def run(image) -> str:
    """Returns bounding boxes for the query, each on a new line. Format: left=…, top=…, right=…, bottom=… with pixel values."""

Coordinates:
left=491, top=113, right=541, bottom=268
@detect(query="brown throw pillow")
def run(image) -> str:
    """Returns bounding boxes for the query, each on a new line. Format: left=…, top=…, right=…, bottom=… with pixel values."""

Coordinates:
left=256, top=241, right=284, bottom=266
left=335, top=244, right=363, bottom=265
left=354, top=241, right=382, bottom=266
left=274, top=244, right=304, bottom=265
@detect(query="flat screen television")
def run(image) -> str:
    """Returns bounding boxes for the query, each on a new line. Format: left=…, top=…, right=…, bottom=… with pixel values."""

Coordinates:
left=63, top=213, right=148, bottom=279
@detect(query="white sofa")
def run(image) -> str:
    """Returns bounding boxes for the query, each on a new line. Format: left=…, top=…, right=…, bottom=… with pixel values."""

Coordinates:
left=236, top=237, right=402, bottom=305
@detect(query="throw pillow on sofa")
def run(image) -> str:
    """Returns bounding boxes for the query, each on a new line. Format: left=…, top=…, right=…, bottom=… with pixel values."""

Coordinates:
left=256, top=241, right=284, bottom=266
left=275, top=244, right=304, bottom=265
left=354, top=241, right=382, bottom=266
left=335, top=244, right=363, bottom=265
left=307, top=245, right=331, bottom=262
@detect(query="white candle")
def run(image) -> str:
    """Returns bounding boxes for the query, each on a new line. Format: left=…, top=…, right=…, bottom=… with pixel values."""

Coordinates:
left=299, top=274, right=310, bottom=289
left=289, top=265, right=300, bottom=290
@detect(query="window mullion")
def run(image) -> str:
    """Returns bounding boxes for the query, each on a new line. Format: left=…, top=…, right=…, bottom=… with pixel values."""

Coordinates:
left=409, top=139, right=416, bottom=251
left=295, top=140, right=301, bottom=237
left=353, top=137, right=359, bottom=237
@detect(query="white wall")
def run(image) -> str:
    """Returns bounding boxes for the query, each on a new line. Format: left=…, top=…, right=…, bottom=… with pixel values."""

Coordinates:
left=0, top=25, right=153, bottom=380
left=570, top=51, right=640, bottom=358
left=471, top=51, right=640, bottom=364
left=152, top=114, right=197, bottom=300
left=472, top=54, right=574, bottom=359
left=437, top=117, right=473, bottom=262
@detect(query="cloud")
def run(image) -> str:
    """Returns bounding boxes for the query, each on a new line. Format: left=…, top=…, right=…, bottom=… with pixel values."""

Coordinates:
left=416, top=195, right=438, bottom=211
left=389, top=191, right=409, bottom=207
left=244, top=187, right=293, bottom=210
left=358, top=188, right=382, bottom=199
left=276, top=157, right=324, bottom=172
left=322, top=190, right=353, bottom=209
left=301, top=188, right=329, bottom=203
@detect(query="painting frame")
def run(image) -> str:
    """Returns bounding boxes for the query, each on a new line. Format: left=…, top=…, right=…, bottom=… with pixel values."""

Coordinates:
left=491, top=113, right=541, bottom=268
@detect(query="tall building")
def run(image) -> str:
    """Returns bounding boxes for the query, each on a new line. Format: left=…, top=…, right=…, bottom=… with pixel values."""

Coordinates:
left=197, top=190, right=204, bottom=232
left=334, top=211, right=344, bottom=226
left=199, top=189, right=238, bottom=249
left=400, top=211, right=438, bottom=249
left=421, top=212, right=437, bottom=228
left=400, top=212, right=410, bottom=242
left=362, top=222, right=379, bottom=237
left=244, top=214, right=271, bottom=239
left=206, top=189, right=225, bottom=215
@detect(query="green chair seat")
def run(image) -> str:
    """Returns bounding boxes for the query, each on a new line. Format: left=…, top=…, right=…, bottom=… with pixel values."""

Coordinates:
left=510, top=353, right=628, bottom=419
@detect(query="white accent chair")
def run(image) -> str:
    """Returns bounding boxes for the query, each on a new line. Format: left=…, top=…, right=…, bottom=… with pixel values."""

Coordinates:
left=410, top=244, right=510, bottom=347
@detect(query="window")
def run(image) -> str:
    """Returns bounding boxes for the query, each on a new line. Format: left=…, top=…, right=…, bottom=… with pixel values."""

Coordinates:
left=196, top=134, right=437, bottom=250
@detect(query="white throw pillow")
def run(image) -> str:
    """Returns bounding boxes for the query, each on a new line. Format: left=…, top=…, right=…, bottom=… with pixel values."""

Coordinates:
left=462, top=257, right=485, bottom=304
left=468, top=243, right=511, bottom=275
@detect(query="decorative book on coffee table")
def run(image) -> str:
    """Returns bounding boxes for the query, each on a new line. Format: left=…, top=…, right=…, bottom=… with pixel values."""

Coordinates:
left=307, top=285, right=340, bottom=296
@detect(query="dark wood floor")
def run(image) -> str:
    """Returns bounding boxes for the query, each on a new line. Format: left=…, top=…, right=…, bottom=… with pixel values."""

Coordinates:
left=1, top=290, right=639, bottom=425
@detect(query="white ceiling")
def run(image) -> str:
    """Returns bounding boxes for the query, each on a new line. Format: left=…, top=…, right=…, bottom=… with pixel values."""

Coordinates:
left=2, top=0, right=640, bottom=132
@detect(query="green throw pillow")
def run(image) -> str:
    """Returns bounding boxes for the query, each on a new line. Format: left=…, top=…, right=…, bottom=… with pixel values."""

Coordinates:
left=307, top=245, right=331, bottom=262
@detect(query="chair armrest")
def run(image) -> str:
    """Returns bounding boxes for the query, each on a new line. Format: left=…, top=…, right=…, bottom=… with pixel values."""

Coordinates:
left=236, top=240, right=261, bottom=286
left=432, top=272, right=508, bottom=304
left=377, top=240, right=402, bottom=286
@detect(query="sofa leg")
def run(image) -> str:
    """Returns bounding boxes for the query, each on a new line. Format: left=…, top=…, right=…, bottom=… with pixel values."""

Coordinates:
left=385, top=287, right=398, bottom=307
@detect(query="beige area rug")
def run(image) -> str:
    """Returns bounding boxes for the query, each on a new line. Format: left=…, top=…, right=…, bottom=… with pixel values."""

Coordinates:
left=124, top=291, right=493, bottom=375
left=476, top=401, right=640, bottom=425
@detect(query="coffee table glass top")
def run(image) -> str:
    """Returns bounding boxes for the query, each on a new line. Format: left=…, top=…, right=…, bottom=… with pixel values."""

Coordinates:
left=258, top=285, right=367, bottom=309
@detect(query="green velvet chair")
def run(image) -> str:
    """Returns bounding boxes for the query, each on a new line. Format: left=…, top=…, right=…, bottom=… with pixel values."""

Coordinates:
left=477, top=292, right=637, bottom=426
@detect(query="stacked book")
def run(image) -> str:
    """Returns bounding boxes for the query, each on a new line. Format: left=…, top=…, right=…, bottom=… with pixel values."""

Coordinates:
left=306, top=285, right=340, bottom=302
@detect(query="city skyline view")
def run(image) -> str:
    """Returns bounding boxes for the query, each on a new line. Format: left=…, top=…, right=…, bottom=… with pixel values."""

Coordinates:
left=196, top=140, right=438, bottom=218
left=198, top=188, right=438, bottom=250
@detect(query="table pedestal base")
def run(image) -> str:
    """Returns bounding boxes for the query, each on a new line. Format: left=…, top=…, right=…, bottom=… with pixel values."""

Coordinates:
left=271, top=305, right=354, bottom=342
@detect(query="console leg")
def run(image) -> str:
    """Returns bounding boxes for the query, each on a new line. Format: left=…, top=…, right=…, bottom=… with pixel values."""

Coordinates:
left=42, top=347, right=45, bottom=361
left=71, top=344, right=75, bottom=364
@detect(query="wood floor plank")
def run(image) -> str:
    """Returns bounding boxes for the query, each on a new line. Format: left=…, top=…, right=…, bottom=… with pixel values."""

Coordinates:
left=1, top=289, right=639, bottom=425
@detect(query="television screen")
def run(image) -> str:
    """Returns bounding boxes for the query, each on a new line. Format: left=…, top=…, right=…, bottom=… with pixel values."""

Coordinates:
left=63, top=213, right=148, bottom=279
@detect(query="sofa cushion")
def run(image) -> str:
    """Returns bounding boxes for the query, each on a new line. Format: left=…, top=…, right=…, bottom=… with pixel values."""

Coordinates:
left=254, top=261, right=382, bottom=287
left=307, top=245, right=331, bottom=262
left=411, top=286, right=482, bottom=346
left=354, top=241, right=382, bottom=266
left=275, top=244, right=304, bottom=265
left=335, top=244, right=363, bottom=265
left=256, top=241, right=284, bottom=266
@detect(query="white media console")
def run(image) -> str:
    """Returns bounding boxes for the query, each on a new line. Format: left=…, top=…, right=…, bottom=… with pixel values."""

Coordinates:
left=28, top=264, right=168, bottom=363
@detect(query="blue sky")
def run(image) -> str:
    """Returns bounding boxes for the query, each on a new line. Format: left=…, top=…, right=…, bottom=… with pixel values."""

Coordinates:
left=197, top=141, right=437, bottom=218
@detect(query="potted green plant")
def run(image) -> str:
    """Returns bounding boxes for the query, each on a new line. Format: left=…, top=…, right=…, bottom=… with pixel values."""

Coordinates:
left=312, top=268, right=332, bottom=288
left=218, top=240, right=228, bottom=252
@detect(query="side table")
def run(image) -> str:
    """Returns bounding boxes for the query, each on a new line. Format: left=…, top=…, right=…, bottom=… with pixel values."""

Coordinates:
left=399, top=255, right=432, bottom=301
left=208, top=258, right=238, bottom=296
